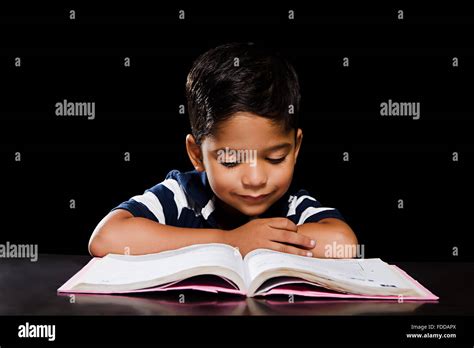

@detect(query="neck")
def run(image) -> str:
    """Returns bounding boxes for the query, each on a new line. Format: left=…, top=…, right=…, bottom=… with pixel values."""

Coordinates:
left=214, top=197, right=250, bottom=230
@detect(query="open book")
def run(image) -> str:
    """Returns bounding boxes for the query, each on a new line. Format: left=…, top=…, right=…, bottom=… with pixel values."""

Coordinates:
left=58, top=243, right=438, bottom=300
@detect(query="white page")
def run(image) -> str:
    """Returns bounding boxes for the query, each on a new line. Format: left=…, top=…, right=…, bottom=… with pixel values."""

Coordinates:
left=244, top=249, right=412, bottom=289
left=80, top=243, right=244, bottom=286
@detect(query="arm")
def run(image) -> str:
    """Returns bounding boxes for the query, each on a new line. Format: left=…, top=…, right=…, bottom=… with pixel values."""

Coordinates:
left=88, top=209, right=226, bottom=257
left=297, top=218, right=359, bottom=258
left=89, top=212, right=315, bottom=258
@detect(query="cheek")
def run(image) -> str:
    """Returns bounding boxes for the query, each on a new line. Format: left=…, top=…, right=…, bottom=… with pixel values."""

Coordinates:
left=266, top=165, right=294, bottom=197
left=270, top=162, right=294, bottom=184
left=206, top=162, right=236, bottom=194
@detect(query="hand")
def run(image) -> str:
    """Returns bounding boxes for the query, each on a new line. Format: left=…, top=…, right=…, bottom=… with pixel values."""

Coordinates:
left=223, top=217, right=316, bottom=257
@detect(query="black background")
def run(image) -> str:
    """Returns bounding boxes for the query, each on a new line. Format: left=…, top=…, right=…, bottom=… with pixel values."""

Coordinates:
left=1, top=2, right=473, bottom=261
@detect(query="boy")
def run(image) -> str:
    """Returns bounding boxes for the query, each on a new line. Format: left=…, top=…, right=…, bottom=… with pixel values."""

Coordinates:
left=89, top=43, right=358, bottom=258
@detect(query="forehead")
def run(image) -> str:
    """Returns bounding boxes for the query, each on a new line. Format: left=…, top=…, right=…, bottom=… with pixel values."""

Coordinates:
left=205, top=112, right=294, bottom=148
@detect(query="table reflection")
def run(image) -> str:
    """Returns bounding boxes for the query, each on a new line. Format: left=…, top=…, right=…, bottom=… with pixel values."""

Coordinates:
left=59, top=292, right=436, bottom=315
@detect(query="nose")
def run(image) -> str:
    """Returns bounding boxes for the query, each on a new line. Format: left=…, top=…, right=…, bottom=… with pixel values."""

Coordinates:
left=241, top=163, right=267, bottom=188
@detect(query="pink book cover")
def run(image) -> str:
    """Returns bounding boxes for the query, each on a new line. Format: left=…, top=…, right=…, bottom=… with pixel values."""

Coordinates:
left=57, top=257, right=439, bottom=301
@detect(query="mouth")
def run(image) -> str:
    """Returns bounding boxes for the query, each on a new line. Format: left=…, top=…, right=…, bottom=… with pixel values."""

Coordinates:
left=237, top=193, right=270, bottom=203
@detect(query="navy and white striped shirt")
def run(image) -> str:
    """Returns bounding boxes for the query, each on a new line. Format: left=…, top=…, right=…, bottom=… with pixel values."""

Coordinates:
left=112, top=169, right=345, bottom=228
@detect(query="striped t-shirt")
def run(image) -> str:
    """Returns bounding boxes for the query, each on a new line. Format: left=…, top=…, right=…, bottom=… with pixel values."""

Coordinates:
left=112, top=169, right=345, bottom=228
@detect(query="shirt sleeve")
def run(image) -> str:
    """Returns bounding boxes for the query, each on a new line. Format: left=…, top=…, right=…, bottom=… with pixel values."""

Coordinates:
left=110, top=177, right=181, bottom=226
left=285, top=189, right=346, bottom=225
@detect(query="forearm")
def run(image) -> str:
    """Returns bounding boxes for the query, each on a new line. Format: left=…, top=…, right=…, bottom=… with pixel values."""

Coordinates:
left=90, top=216, right=226, bottom=256
left=297, top=218, right=358, bottom=258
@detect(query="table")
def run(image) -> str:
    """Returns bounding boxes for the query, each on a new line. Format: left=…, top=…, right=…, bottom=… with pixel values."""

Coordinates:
left=1, top=254, right=473, bottom=316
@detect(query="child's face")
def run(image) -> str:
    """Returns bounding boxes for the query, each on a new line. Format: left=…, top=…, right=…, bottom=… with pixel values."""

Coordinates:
left=186, top=112, right=303, bottom=218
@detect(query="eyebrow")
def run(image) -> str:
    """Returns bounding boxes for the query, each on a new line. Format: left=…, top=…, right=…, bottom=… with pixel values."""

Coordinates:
left=263, top=143, right=293, bottom=152
left=212, top=143, right=292, bottom=154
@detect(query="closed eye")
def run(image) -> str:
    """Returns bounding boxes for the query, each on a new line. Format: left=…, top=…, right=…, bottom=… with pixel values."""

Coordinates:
left=267, top=157, right=286, bottom=164
left=220, top=156, right=287, bottom=168
left=221, top=162, right=239, bottom=168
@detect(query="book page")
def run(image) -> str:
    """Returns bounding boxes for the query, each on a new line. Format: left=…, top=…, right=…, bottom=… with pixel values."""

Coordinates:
left=244, top=249, right=413, bottom=290
left=80, top=243, right=245, bottom=286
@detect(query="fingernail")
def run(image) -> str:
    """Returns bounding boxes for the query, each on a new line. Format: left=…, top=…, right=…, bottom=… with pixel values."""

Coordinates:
left=306, top=251, right=313, bottom=257
left=310, top=240, right=316, bottom=247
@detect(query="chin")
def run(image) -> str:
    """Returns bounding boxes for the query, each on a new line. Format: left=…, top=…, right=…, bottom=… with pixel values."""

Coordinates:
left=235, top=204, right=269, bottom=217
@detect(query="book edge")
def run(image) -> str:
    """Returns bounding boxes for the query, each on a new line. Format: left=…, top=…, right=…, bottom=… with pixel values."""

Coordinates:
left=57, top=257, right=101, bottom=292
left=390, top=264, right=439, bottom=300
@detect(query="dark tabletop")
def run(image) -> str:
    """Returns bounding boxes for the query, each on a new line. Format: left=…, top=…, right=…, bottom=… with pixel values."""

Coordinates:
left=1, top=254, right=473, bottom=316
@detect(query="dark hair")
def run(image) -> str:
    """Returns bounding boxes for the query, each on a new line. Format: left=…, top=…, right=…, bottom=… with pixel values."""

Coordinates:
left=185, top=43, right=301, bottom=145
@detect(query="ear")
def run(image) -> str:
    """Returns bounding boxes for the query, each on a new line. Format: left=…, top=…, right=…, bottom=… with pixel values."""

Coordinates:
left=186, top=134, right=204, bottom=171
left=293, top=128, right=303, bottom=164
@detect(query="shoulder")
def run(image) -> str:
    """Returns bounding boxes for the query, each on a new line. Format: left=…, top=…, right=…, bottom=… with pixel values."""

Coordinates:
left=284, top=188, right=346, bottom=224
left=146, top=169, right=211, bottom=209
left=147, top=169, right=199, bottom=192
left=287, top=189, right=320, bottom=212
left=161, top=169, right=204, bottom=189
left=146, top=169, right=195, bottom=201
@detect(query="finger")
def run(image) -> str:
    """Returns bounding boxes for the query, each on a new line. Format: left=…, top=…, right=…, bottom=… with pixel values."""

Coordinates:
left=271, top=230, right=315, bottom=249
left=266, top=217, right=298, bottom=232
left=267, top=241, right=313, bottom=257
